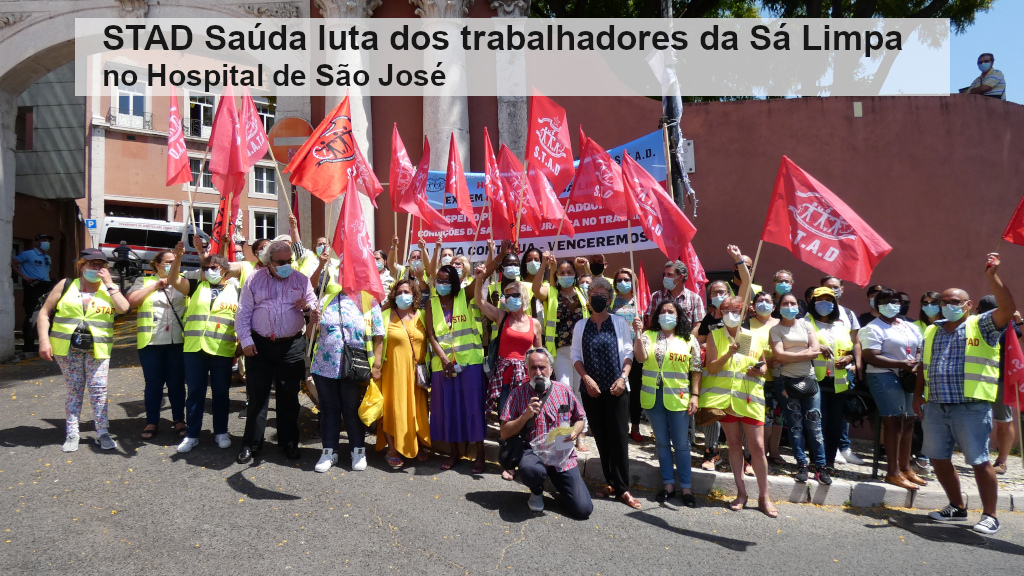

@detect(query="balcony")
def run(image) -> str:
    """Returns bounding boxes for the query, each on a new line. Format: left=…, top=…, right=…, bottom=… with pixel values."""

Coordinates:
left=182, top=116, right=212, bottom=139
left=107, top=107, right=152, bottom=130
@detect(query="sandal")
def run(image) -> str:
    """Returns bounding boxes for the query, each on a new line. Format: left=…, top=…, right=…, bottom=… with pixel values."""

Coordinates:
left=501, top=469, right=515, bottom=481
left=619, top=491, right=642, bottom=510
left=472, top=460, right=486, bottom=474
left=759, top=497, right=779, bottom=518
left=140, top=424, right=158, bottom=439
left=768, top=455, right=786, bottom=465
left=440, top=457, right=456, bottom=471
left=729, top=494, right=748, bottom=511
left=595, top=485, right=616, bottom=499
left=173, top=421, right=187, bottom=438
left=417, top=449, right=432, bottom=462
left=386, top=453, right=404, bottom=468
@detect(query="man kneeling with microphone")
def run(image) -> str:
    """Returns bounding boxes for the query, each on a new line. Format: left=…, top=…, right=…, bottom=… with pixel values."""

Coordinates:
left=500, top=347, right=593, bottom=519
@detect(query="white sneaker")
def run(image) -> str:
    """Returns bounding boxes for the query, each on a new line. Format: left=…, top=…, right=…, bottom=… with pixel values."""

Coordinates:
left=177, top=437, right=199, bottom=453
left=840, top=448, right=866, bottom=465
left=315, top=449, right=338, bottom=473
left=96, top=434, right=117, bottom=450
left=528, top=493, right=544, bottom=512
left=351, top=447, right=367, bottom=471
left=834, top=450, right=847, bottom=465
left=62, top=434, right=80, bottom=453
left=215, top=433, right=232, bottom=449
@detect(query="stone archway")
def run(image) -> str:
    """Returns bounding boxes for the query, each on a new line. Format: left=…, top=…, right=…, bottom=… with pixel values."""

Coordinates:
left=0, top=0, right=309, bottom=361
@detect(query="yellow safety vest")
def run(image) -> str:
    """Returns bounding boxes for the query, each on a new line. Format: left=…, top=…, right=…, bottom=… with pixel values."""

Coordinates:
left=748, top=317, right=775, bottom=383
left=183, top=282, right=239, bottom=357
left=639, top=330, right=692, bottom=411
left=699, top=327, right=766, bottom=421
left=136, top=276, right=185, bottom=349
left=430, top=288, right=483, bottom=370
left=50, top=279, right=116, bottom=359
left=318, top=268, right=377, bottom=366
left=487, top=281, right=534, bottom=340
left=543, top=286, right=590, bottom=357
left=922, top=315, right=1000, bottom=402
left=812, top=321, right=853, bottom=393
left=913, top=319, right=931, bottom=335
left=238, top=261, right=255, bottom=287
left=729, top=282, right=764, bottom=299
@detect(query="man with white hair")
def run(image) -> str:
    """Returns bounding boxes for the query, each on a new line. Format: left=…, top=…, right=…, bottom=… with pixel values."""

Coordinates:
left=235, top=240, right=319, bottom=464
left=501, top=347, right=592, bottom=519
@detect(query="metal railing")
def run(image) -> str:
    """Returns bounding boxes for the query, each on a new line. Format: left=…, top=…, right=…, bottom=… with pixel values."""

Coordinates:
left=107, top=107, right=153, bottom=130
left=182, top=116, right=212, bottom=138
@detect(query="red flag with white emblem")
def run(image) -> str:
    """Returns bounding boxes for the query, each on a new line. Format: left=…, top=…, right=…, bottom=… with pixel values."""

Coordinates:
left=208, top=85, right=247, bottom=199
left=445, top=134, right=475, bottom=221
left=573, top=136, right=626, bottom=220
left=483, top=128, right=514, bottom=241
left=497, top=145, right=542, bottom=238
left=166, top=85, right=192, bottom=187
left=526, top=88, right=575, bottom=194
left=761, top=156, right=892, bottom=287
left=621, top=152, right=697, bottom=261
left=283, top=95, right=355, bottom=203
left=681, top=241, right=708, bottom=296
left=389, top=123, right=416, bottom=213
left=332, top=179, right=385, bottom=302
left=239, top=87, right=269, bottom=168
left=527, top=164, right=575, bottom=237
left=402, top=137, right=452, bottom=233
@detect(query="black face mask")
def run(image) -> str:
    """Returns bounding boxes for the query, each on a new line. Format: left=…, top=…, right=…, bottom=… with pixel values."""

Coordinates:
left=590, top=262, right=604, bottom=276
left=590, top=294, right=608, bottom=313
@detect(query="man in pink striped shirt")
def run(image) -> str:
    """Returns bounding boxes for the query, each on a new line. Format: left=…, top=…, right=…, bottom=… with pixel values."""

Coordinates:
left=235, top=241, right=319, bottom=464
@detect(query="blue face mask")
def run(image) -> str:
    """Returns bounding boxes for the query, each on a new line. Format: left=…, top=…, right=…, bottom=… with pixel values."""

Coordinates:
left=315, top=245, right=325, bottom=256
left=83, top=268, right=101, bottom=283
left=814, top=301, right=835, bottom=316
left=395, top=293, right=414, bottom=310
left=557, top=275, right=575, bottom=288
left=869, top=296, right=876, bottom=309
left=579, top=282, right=590, bottom=293
left=505, top=296, right=523, bottom=312
left=526, top=260, right=541, bottom=275
left=162, top=264, right=172, bottom=275
left=410, top=259, right=423, bottom=272
left=780, top=306, right=800, bottom=320
left=435, top=282, right=452, bottom=296
left=979, top=61, right=992, bottom=72
left=755, top=300, right=774, bottom=315
left=503, top=266, right=520, bottom=280
left=775, top=282, right=792, bottom=296
left=39, top=241, right=51, bottom=251
left=879, top=302, right=901, bottom=319
left=616, top=281, right=632, bottom=294
left=711, top=294, right=726, bottom=308
left=659, top=314, right=677, bottom=329
left=922, top=303, right=941, bottom=318
left=275, top=264, right=293, bottom=278
left=663, top=277, right=676, bottom=291
left=942, top=303, right=966, bottom=322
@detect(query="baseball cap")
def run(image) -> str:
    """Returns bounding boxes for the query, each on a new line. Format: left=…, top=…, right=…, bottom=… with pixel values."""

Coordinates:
left=811, top=287, right=835, bottom=300
left=79, top=248, right=107, bottom=261
left=35, top=233, right=54, bottom=241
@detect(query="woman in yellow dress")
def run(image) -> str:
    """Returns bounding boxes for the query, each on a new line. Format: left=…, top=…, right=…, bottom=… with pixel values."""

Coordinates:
left=377, top=278, right=432, bottom=466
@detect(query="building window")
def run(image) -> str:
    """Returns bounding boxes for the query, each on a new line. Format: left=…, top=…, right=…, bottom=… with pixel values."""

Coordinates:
left=108, top=82, right=152, bottom=130
left=15, top=107, right=32, bottom=151
left=189, top=158, right=214, bottom=189
left=253, top=97, right=275, bottom=132
left=253, top=211, right=277, bottom=240
left=253, top=166, right=276, bottom=197
left=186, top=93, right=214, bottom=138
left=193, top=207, right=215, bottom=236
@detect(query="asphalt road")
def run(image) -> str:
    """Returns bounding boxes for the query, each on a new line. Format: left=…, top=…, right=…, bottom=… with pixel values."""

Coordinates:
left=2, top=337, right=1024, bottom=575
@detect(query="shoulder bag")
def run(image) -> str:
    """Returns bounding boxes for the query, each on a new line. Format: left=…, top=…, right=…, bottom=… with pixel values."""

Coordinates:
left=398, top=312, right=430, bottom=389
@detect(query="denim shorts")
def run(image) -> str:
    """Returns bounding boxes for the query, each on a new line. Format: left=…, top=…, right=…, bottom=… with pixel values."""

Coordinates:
left=921, top=402, right=993, bottom=466
left=865, top=371, right=913, bottom=417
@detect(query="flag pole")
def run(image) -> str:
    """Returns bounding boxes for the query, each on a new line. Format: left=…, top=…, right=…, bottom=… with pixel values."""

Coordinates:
left=515, top=164, right=528, bottom=251
left=266, top=147, right=295, bottom=219
left=626, top=217, right=635, bottom=274
left=403, top=213, right=413, bottom=264
left=740, top=239, right=764, bottom=321
left=182, top=145, right=211, bottom=242
left=469, top=196, right=487, bottom=264
left=552, top=190, right=574, bottom=254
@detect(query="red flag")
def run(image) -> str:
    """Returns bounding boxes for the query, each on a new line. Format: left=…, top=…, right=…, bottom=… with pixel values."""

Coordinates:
left=497, top=145, right=542, bottom=237
left=402, top=138, right=452, bottom=233
left=283, top=95, right=355, bottom=203
left=239, top=87, right=269, bottom=168
left=351, top=141, right=382, bottom=209
left=208, top=85, right=247, bottom=199
left=1001, top=193, right=1024, bottom=245
left=681, top=241, right=708, bottom=297
left=332, top=180, right=386, bottom=303
left=445, top=134, right=475, bottom=221
left=166, top=85, right=192, bottom=187
left=528, top=165, right=575, bottom=237
left=483, top=128, right=515, bottom=241
left=573, top=136, right=626, bottom=219
left=526, top=88, right=575, bottom=194
left=579, top=126, right=588, bottom=151
left=1004, top=326, right=1024, bottom=409
left=388, top=123, right=416, bottom=213
left=635, top=262, right=652, bottom=318
left=208, top=193, right=240, bottom=262
left=761, top=156, right=892, bottom=287
left=621, top=152, right=697, bottom=261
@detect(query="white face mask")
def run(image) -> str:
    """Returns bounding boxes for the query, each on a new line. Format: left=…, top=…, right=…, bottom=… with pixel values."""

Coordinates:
left=440, top=256, right=453, bottom=266
left=723, top=311, right=742, bottom=328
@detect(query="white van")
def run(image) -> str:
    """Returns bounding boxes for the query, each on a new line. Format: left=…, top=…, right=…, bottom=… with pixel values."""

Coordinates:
left=99, top=217, right=209, bottom=270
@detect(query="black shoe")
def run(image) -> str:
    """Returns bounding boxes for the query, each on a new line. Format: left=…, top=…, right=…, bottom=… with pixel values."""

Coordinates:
left=680, top=492, right=697, bottom=509
left=284, top=442, right=301, bottom=460
left=236, top=446, right=255, bottom=465
left=816, top=467, right=833, bottom=485
left=795, top=466, right=809, bottom=483
left=655, top=489, right=673, bottom=504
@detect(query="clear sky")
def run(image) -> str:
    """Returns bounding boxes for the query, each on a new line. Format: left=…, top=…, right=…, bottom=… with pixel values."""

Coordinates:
left=950, top=0, right=1020, bottom=103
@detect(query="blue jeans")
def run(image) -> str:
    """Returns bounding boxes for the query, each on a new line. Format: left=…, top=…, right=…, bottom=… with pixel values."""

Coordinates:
left=644, top=387, right=693, bottom=488
left=922, top=402, right=993, bottom=465
left=138, top=344, right=186, bottom=425
left=775, top=376, right=826, bottom=468
left=183, top=351, right=234, bottom=439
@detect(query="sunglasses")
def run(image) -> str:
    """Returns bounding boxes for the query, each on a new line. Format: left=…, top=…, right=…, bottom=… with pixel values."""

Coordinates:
left=271, top=259, right=290, bottom=266
left=203, top=266, right=221, bottom=272
left=505, top=293, right=522, bottom=299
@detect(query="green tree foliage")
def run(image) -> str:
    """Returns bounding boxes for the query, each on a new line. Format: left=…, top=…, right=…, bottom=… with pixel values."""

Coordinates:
left=531, top=0, right=759, bottom=19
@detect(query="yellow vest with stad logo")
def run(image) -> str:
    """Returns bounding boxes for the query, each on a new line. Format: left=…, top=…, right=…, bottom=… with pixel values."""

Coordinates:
left=430, top=288, right=483, bottom=371
left=640, top=330, right=692, bottom=411
left=812, top=321, right=853, bottom=393
left=699, top=327, right=766, bottom=421
left=922, top=315, right=1000, bottom=402
left=137, top=276, right=182, bottom=349
left=543, top=286, right=590, bottom=358
left=183, top=282, right=239, bottom=357
left=50, top=279, right=116, bottom=359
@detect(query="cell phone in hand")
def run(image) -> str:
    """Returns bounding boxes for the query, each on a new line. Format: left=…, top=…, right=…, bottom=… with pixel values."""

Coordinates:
left=751, top=361, right=765, bottom=370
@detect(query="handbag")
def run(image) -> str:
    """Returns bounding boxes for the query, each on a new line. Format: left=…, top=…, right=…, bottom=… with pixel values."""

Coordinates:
left=694, top=407, right=727, bottom=427
left=498, top=391, right=553, bottom=470
left=784, top=376, right=819, bottom=400
left=896, top=369, right=917, bottom=393
left=341, top=345, right=372, bottom=383
left=397, top=313, right=429, bottom=389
